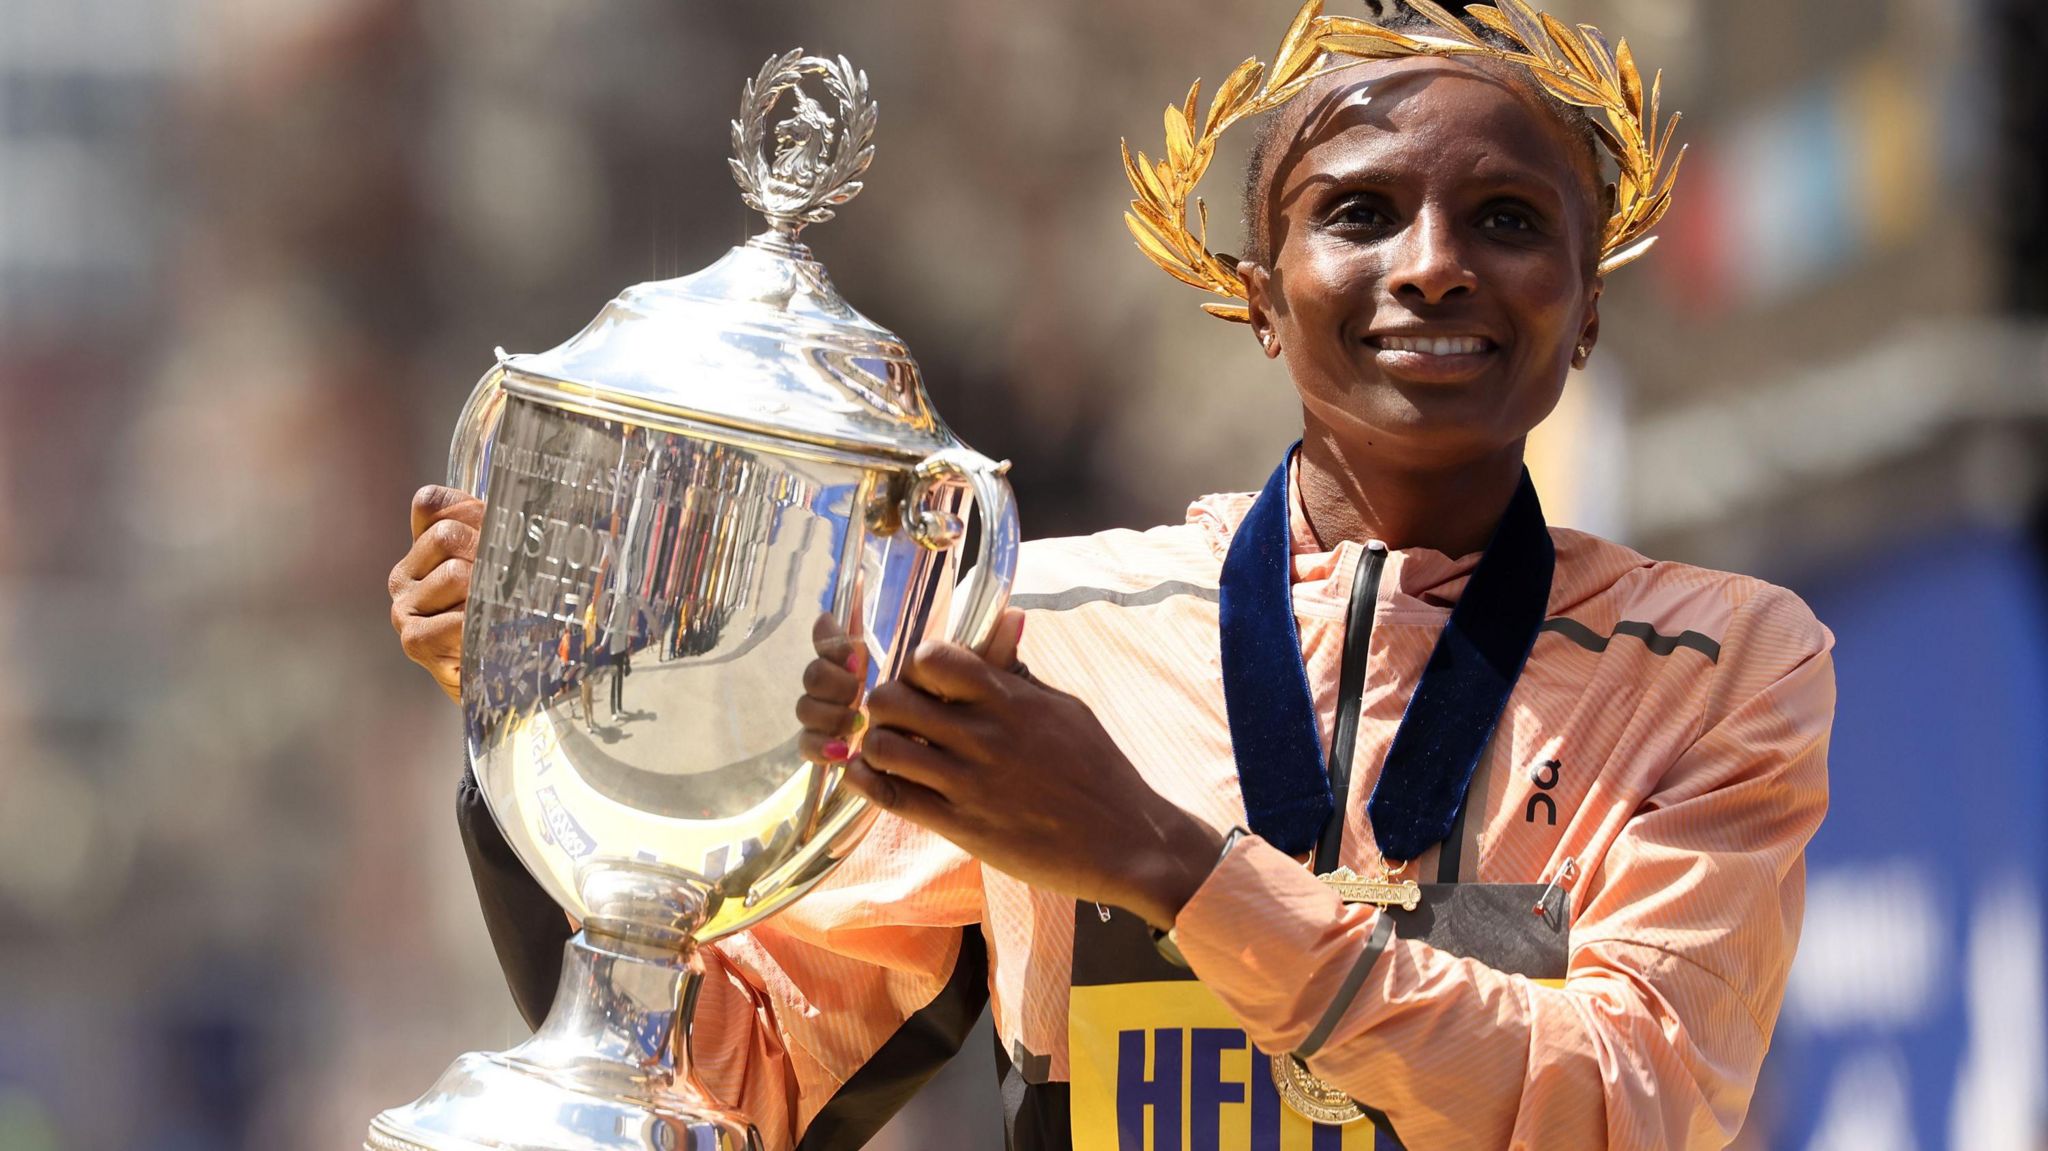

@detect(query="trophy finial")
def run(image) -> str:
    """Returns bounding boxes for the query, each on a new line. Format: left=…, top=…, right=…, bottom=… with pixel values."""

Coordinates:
left=729, top=51, right=877, bottom=240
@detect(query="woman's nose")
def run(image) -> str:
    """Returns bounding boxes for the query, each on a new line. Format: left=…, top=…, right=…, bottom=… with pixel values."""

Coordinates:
left=1388, top=212, right=1478, bottom=304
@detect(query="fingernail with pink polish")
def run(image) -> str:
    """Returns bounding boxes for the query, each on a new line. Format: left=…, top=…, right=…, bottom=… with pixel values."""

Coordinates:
left=845, top=650, right=862, bottom=672
left=823, top=739, right=850, bottom=761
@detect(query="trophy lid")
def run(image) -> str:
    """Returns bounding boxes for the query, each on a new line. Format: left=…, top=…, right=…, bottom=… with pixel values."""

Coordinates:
left=498, top=52, right=947, bottom=460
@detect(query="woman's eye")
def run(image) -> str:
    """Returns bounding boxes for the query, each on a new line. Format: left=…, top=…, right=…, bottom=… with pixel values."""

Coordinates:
left=1479, top=208, right=1536, bottom=232
left=1328, top=199, right=1390, bottom=229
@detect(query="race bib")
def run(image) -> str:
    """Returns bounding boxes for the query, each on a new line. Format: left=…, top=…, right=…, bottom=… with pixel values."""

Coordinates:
left=1070, top=976, right=1377, bottom=1150
left=1067, top=885, right=1568, bottom=1150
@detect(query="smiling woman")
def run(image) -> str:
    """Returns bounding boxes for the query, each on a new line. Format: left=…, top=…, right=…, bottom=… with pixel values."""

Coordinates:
left=394, top=2, right=1835, bottom=1149
left=1242, top=58, right=1603, bottom=552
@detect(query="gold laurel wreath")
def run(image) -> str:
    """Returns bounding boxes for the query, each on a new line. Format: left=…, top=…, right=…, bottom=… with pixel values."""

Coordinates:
left=1123, top=0, right=1685, bottom=322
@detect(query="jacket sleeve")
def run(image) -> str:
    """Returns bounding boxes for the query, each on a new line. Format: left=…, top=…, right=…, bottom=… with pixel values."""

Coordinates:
left=1171, top=588, right=1835, bottom=1149
left=456, top=765, right=571, bottom=1027
left=456, top=767, right=986, bottom=1151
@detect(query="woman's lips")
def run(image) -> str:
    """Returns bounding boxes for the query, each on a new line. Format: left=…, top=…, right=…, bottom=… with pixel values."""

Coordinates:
left=1368, top=334, right=1499, bottom=382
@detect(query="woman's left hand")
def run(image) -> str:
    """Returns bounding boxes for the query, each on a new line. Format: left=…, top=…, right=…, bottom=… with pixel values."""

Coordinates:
left=845, top=608, right=1224, bottom=929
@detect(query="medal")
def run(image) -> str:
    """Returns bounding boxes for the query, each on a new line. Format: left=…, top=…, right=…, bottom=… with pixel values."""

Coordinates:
left=1319, top=863, right=1421, bottom=911
left=1268, top=858, right=1417, bottom=1125
left=1272, top=1051, right=1369, bottom=1125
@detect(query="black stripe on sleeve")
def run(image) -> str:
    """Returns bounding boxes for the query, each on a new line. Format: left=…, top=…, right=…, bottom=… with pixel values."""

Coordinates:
left=1008, top=581, right=1220, bottom=612
left=1540, top=617, right=1721, bottom=662
left=796, top=926, right=991, bottom=1151
left=457, top=762, right=572, bottom=1030
left=996, top=1037, right=1074, bottom=1151
left=1295, top=914, right=1396, bottom=1059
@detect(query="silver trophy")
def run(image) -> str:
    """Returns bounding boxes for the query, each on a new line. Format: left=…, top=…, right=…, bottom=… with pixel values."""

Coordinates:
left=367, top=51, right=1019, bottom=1151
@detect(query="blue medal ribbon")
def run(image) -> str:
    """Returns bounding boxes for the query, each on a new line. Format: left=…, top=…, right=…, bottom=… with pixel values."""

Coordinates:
left=1218, top=445, right=1554, bottom=861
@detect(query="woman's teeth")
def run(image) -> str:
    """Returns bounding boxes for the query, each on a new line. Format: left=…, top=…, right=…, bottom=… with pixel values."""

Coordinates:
left=1376, top=336, right=1489, bottom=355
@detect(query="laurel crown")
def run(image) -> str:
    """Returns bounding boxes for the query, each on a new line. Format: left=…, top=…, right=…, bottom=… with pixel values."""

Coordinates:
left=1123, top=0, right=1684, bottom=322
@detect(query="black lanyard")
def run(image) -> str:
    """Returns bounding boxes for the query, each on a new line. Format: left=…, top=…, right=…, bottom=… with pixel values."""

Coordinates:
left=1314, top=541, right=1385, bottom=874
left=1218, top=446, right=1554, bottom=869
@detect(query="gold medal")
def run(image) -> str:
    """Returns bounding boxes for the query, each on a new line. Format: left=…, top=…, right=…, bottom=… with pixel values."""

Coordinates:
left=1268, top=860, right=1417, bottom=1124
left=1318, top=864, right=1421, bottom=911
left=1270, top=1052, right=1368, bottom=1125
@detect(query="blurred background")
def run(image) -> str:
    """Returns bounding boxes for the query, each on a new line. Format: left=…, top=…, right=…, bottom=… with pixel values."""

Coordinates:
left=0, top=0, right=2042, bottom=1147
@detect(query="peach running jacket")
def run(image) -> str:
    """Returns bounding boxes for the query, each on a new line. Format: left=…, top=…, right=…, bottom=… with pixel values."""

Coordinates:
left=684, top=478, right=1834, bottom=1150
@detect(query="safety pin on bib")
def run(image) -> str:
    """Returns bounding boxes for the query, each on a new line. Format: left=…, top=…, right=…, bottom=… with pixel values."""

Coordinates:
left=1533, top=857, right=1579, bottom=916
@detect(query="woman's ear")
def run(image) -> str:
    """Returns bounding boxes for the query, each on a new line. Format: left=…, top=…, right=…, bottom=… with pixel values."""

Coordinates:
left=1572, top=279, right=1603, bottom=370
left=1239, top=259, right=1283, bottom=360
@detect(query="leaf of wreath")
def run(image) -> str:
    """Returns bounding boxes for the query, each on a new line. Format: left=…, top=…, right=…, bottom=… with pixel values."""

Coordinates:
left=1402, top=0, right=1486, bottom=44
left=1653, top=113, right=1683, bottom=180
left=1129, top=195, right=1181, bottom=241
left=1587, top=114, right=1625, bottom=159
left=1615, top=167, right=1641, bottom=213
left=1463, top=6, right=1515, bottom=43
left=1498, top=0, right=1553, bottom=64
left=1615, top=41, right=1644, bottom=119
left=1649, top=68, right=1664, bottom=144
left=1530, top=69, right=1609, bottom=109
left=1121, top=141, right=1165, bottom=207
left=1318, top=34, right=1433, bottom=59
left=1541, top=13, right=1597, bottom=79
left=1208, top=59, right=1265, bottom=135
left=1579, top=25, right=1618, bottom=88
left=1165, top=103, right=1196, bottom=172
left=1273, top=1, right=1326, bottom=91
left=1319, top=17, right=1432, bottom=46
left=1200, top=247, right=1244, bottom=287
left=1125, top=215, right=1211, bottom=288
left=1277, top=21, right=1359, bottom=90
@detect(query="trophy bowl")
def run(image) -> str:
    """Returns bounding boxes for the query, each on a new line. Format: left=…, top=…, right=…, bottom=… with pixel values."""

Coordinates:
left=367, top=51, right=1020, bottom=1151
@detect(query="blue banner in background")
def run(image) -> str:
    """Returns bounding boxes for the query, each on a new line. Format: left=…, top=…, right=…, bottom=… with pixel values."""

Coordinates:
left=1770, top=528, right=2048, bottom=1150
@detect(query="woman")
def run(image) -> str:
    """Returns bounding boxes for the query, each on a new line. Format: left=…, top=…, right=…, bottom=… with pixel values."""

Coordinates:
left=389, top=5, right=1832, bottom=1148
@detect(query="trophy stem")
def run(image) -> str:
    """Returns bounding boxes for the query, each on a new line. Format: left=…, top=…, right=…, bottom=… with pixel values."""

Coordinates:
left=367, top=930, right=759, bottom=1151
left=746, top=226, right=813, bottom=262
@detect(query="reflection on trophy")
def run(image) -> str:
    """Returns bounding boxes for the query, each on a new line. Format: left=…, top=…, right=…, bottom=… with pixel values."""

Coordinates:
left=367, top=51, right=1020, bottom=1151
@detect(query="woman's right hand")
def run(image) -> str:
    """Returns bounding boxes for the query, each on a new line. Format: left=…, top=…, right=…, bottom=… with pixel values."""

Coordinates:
left=390, top=484, right=485, bottom=703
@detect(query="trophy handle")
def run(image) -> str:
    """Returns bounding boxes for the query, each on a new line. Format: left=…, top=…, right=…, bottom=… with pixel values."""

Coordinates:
left=446, top=356, right=512, bottom=495
left=739, top=448, right=1017, bottom=914
left=908, top=447, right=1021, bottom=653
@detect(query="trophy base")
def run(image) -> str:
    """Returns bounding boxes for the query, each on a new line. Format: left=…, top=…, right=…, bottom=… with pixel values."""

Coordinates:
left=364, top=1050, right=755, bottom=1151
left=367, top=931, right=760, bottom=1151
